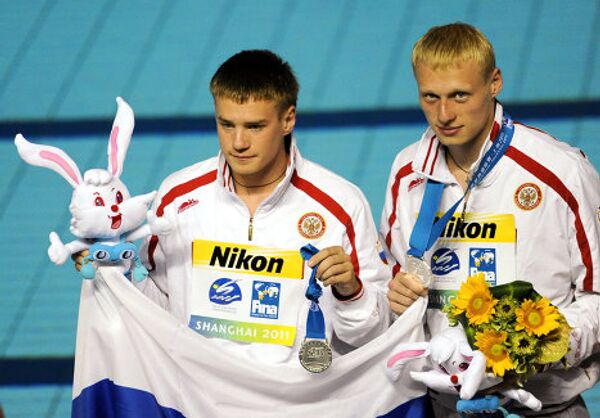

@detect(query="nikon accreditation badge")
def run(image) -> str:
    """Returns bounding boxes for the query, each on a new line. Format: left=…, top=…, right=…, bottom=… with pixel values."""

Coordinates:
left=427, top=212, right=516, bottom=310
left=190, top=240, right=305, bottom=346
left=299, top=339, right=332, bottom=373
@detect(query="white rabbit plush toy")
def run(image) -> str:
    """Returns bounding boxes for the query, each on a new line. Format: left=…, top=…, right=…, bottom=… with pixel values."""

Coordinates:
left=14, top=97, right=170, bottom=282
left=386, top=327, right=542, bottom=412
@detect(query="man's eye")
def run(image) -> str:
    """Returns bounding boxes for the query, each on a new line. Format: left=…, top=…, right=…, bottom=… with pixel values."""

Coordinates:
left=422, top=94, right=437, bottom=103
left=454, top=92, right=468, bottom=101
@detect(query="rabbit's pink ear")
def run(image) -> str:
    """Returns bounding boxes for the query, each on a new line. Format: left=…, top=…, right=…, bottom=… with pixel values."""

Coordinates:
left=15, top=134, right=82, bottom=187
left=386, top=342, right=430, bottom=369
left=107, top=97, right=134, bottom=178
left=385, top=342, right=430, bottom=382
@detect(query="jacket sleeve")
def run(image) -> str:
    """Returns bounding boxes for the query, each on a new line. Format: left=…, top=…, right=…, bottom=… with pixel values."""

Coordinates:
left=331, top=186, right=394, bottom=346
left=379, top=153, right=411, bottom=277
left=560, top=155, right=600, bottom=365
left=136, top=181, right=171, bottom=311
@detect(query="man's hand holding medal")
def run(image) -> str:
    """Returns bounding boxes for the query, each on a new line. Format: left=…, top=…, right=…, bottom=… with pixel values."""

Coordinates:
left=388, top=256, right=430, bottom=316
left=299, top=244, right=360, bottom=374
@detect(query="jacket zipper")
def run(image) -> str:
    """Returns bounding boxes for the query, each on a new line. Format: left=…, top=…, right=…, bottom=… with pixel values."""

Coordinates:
left=248, top=216, right=254, bottom=241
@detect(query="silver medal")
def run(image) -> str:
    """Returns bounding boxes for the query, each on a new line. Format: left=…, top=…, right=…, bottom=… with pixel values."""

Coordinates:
left=299, top=339, right=332, bottom=373
left=405, top=255, right=433, bottom=287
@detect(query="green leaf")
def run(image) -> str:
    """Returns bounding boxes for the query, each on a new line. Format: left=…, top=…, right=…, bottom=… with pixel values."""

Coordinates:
left=536, top=320, right=571, bottom=364
left=489, top=280, right=539, bottom=300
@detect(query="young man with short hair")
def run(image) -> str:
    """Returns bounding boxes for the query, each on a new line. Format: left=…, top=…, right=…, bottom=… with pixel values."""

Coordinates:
left=137, top=50, right=392, bottom=366
left=381, top=23, right=600, bottom=417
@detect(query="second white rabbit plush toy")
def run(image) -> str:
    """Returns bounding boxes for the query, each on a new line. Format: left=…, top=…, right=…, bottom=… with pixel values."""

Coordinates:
left=386, top=327, right=542, bottom=412
left=14, top=97, right=170, bottom=281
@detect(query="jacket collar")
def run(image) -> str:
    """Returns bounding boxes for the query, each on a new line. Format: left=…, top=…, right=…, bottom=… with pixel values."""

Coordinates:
left=216, top=136, right=301, bottom=212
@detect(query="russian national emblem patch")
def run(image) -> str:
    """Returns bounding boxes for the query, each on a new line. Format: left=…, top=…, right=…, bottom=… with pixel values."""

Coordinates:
left=298, top=212, right=326, bottom=239
left=514, top=182, right=542, bottom=211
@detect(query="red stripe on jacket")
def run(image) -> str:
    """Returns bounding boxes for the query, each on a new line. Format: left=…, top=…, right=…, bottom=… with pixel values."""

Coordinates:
left=421, top=137, right=434, bottom=173
left=148, top=170, right=218, bottom=271
left=429, top=143, right=440, bottom=175
left=291, top=171, right=361, bottom=278
left=385, top=162, right=414, bottom=276
left=505, top=146, right=594, bottom=291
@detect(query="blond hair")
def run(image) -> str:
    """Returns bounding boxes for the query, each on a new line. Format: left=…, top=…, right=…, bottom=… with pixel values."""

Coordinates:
left=412, top=23, right=496, bottom=79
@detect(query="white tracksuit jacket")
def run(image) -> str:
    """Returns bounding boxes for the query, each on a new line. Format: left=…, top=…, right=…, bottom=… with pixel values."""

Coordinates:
left=380, top=103, right=600, bottom=408
left=138, top=139, right=392, bottom=366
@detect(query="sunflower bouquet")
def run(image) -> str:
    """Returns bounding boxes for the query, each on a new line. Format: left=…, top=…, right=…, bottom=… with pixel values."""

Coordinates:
left=443, top=273, right=571, bottom=384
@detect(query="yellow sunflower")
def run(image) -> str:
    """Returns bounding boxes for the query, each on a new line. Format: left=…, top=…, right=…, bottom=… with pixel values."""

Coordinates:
left=515, top=298, right=560, bottom=336
left=451, top=273, right=497, bottom=325
left=475, top=330, right=515, bottom=377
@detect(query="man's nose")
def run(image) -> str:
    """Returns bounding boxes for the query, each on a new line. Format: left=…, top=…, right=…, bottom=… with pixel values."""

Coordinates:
left=438, top=100, right=456, bottom=124
left=232, top=129, right=250, bottom=150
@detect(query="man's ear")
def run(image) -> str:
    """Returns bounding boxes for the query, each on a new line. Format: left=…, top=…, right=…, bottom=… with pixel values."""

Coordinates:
left=490, top=68, right=503, bottom=98
left=282, top=105, right=296, bottom=134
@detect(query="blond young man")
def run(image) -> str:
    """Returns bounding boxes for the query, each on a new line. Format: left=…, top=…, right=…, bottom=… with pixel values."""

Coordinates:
left=381, top=23, right=600, bottom=417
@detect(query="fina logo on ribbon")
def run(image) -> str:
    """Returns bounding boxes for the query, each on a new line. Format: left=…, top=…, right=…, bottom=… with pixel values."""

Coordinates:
left=208, top=278, right=242, bottom=305
left=430, top=248, right=460, bottom=275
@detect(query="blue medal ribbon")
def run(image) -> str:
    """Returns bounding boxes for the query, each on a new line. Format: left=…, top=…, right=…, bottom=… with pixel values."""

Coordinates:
left=300, top=244, right=326, bottom=340
left=408, top=113, right=515, bottom=259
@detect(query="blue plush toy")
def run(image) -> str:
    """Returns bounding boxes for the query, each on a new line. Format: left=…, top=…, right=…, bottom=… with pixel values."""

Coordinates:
left=457, top=395, right=520, bottom=417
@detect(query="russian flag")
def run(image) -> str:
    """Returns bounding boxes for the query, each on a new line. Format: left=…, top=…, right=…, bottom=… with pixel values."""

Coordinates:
left=72, top=267, right=430, bottom=417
